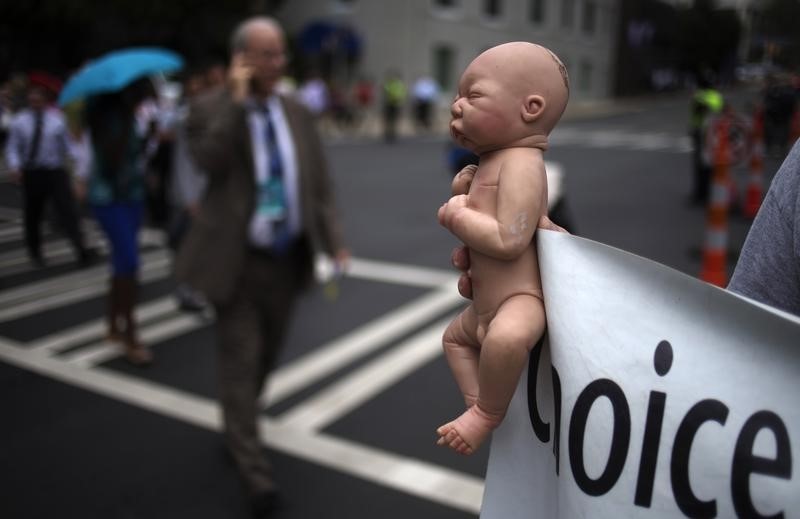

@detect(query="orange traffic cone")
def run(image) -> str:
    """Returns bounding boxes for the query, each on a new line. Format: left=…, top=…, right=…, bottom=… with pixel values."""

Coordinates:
left=700, top=116, right=731, bottom=287
left=743, top=106, right=765, bottom=219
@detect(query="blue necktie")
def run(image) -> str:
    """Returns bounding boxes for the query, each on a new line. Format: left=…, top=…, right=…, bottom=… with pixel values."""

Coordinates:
left=261, top=107, right=291, bottom=254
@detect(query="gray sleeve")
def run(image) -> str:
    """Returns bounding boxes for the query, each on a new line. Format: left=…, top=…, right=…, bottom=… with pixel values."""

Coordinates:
left=728, top=141, right=800, bottom=315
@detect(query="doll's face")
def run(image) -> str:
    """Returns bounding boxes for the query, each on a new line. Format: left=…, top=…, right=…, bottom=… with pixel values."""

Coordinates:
left=450, top=42, right=569, bottom=155
left=450, top=57, right=521, bottom=155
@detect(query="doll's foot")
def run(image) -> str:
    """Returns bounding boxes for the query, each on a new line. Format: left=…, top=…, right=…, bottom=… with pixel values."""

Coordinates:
left=436, top=405, right=502, bottom=455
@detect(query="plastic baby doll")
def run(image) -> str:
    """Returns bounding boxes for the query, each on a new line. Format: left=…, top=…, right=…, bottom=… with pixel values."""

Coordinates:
left=436, top=42, right=569, bottom=455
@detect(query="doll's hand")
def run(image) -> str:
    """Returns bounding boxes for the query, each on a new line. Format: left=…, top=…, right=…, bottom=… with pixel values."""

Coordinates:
left=438, top=194, right=469, bottom=229
left=450, top=216, right=569, bottom=301
left=451, top=246, right=472, bottom=299
left=451, top=164, right=477, bottom=196
left=538, top=215, right=569, bottom=234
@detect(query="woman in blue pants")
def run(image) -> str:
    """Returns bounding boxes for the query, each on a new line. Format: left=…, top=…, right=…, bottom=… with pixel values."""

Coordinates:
left=77, top=80, right=154, bottom=365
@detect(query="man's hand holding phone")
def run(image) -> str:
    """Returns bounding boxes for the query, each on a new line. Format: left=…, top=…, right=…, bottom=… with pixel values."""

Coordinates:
left=229, top=53, right=253, bottom=103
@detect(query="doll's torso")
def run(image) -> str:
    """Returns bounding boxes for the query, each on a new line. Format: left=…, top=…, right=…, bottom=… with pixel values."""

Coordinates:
left=467, top=149, right=546, bottom=321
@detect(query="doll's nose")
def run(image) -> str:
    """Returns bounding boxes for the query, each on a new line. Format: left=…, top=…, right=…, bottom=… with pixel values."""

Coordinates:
left=451, top=98, right=463, bottom=118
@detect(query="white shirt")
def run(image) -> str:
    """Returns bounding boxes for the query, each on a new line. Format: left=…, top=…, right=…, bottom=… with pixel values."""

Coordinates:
left=297, top=79, right=329, bottom=116
left=4, top=107, right=79, bottom=171
left=246, top=95, right=301, bottom=249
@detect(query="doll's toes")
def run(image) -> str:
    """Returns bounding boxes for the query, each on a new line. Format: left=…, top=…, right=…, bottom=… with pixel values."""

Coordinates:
left=444, top=428, right=460, bottom=445
left=455, top=440, right=474, bottom=456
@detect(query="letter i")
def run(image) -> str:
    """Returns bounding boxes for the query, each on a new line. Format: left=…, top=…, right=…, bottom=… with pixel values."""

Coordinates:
left=634, top=340, right=673, bottom=508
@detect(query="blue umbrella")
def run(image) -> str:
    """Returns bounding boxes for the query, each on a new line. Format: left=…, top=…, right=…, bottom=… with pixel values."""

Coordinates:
left=58, top=47, right=184, bottom=106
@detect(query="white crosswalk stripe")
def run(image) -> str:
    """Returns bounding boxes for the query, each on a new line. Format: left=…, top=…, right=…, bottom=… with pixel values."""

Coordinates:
left=275, top=314, right=455, bottom=431
left=61, top=311, right=210, bottom=367
left=0, top=221, right=480, bottom=513
left=0, top=251, right=172, bottom=322
left=28, top=296, right=182, bottom=354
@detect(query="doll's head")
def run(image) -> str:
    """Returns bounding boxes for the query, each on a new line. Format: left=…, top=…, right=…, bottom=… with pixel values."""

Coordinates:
left=450, top=42, right=569, bottom=155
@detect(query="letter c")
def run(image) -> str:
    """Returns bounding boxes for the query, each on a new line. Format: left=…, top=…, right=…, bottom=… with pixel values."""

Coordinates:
left=671, top=399, right=729, bottom=518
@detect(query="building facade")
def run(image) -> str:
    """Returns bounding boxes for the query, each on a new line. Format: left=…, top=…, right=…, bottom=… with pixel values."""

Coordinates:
left=275, top=0, right=621, bottom=101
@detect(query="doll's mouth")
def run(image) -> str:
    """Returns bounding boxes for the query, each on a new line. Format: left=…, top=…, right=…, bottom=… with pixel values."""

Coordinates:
left=450, top=124, right=464, bottom=142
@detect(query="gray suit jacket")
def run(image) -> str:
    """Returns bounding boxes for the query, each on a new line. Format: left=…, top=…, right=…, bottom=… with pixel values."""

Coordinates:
left=174, top=88, right=344, bottom=306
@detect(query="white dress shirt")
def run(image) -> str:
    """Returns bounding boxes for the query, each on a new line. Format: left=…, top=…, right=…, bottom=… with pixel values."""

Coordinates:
left=4, top=107, right=79, bottom=171
left=246, top=95, right=301, bottom=249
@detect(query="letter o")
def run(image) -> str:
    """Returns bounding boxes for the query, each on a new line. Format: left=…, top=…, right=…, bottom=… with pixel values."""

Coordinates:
left=569, top=378, right=631, bottom=496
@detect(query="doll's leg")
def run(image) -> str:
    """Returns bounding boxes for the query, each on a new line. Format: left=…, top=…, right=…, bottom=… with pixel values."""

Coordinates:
left=441, top=304, right=481, bottom=408
left=437, top=295, right=545, bottom=455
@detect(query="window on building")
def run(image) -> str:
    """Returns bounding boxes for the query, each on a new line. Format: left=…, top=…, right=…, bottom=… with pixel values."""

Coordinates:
left=434, top=45, right=455, bottom=91
left=582, top=1, right=597, bottom=35
left=560, top=0, right=574, bottom=28
left=579, top=59, right=593, bottom=94
left=484, top=0, right=502, bottom=17
left=529, top=0, right=546, bottom=24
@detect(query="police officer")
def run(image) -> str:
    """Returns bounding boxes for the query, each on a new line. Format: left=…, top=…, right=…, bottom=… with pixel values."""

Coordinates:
left=689, top=71, right=723, bottom=205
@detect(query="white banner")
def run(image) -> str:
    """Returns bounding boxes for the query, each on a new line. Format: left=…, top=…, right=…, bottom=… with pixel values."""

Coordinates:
left=481, top=230, right=800, bottom=518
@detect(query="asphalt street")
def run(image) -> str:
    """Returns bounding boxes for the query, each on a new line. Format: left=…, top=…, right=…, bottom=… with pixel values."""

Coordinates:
left=0, top=86, right=788, bottom=519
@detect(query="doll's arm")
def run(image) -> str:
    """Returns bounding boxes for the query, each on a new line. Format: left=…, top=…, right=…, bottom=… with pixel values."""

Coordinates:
left=439, top=160, right=545, bottom=260
left=451, top=164, right=477, bottom=195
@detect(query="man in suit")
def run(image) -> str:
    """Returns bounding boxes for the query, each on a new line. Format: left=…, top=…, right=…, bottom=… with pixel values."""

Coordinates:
left=4, top=74, right=93, bottom=267
left=175, top=17, right=349, bottom=517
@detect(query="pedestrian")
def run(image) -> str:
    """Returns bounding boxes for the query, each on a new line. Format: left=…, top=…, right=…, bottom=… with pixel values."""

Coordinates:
left=728, top=139, right=800, bottom=316
left=351, top=75, right=374, bottom=134
left=381, top=70, right=406, bottom=142
left=4, top=72, right=94, bottom=268
left=436, top=42, right=569, bottom=455
left=174, top=16, right=349, bottom=517
left=168, top=69, right=209, bottom=312
left=411, top=75, right=439, bottom=132
left=688, top=71, right=723, bottom=205
left=297, top=71, right=329, bottom=117
left=141, top=90, right=178, bottom=229
left=75, top=79, right=156, bottom=365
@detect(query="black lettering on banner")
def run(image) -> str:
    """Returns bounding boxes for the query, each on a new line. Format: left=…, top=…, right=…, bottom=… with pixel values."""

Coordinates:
left=528, top=338, right=550, bottom=443
left=551, top=366, right=562, bottom=475
left=671, top=399, right=729, bottom=518
left=635, top=341, right=673, bottom=508
left=635, top=391, right=667, bottom=507
left=569, top=379, right=631, bottom=496
left=527, top=337, right=563, bottom=474
left=731, top=411, right=791, bottom=519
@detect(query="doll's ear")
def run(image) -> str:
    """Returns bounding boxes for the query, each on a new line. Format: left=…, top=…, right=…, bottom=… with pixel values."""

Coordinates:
left=521, top=94, right=545, bottom=122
